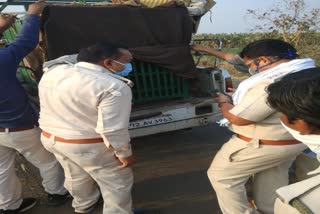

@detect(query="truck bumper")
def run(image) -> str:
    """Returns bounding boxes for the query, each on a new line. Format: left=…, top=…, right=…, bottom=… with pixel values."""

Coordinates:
left=129, top=99, right=223, bottom=138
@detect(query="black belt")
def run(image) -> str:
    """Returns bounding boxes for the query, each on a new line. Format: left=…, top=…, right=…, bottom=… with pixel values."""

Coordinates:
left=0, top=125, right=38, bottom=132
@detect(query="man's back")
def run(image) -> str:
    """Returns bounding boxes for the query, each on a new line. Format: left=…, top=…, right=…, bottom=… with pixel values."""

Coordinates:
left=39, top=60, right=132, bottom=139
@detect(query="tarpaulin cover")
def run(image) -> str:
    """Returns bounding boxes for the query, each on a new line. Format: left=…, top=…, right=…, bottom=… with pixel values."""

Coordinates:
left=41, top=5, right=197, bottom=78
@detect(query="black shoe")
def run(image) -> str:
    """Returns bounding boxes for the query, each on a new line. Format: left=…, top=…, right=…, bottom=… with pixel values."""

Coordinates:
left=0, top=198, right=37, bottom=213
left=48, top=192, right=71, bottom=206
left=133, top=208, right=161, bottom=214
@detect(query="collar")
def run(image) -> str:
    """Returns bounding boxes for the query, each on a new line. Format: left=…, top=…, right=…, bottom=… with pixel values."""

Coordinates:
left=75, top=62, right=114, bottom=74
left=75, top=62, right=134, bottom=88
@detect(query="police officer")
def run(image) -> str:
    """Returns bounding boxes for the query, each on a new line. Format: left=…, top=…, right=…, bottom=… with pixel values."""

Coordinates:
left=207, top=39, right=315, bottom=214
left=39, top=43, right=135, bottom=214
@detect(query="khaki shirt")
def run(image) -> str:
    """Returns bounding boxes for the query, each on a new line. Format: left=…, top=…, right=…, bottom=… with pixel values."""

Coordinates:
left=39, top=59, right=132, bottom=157
left=229, top=80, right=294, bottom=140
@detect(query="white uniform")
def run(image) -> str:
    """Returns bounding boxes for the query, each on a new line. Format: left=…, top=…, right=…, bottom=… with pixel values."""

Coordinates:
left=0, top=127, right=67, bottom=210
left=39, top=55, right=133, bottom=214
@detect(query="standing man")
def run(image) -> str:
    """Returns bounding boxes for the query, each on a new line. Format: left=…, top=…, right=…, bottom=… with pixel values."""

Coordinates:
left=39, top=43, right=135, bottom=214
left=207, top=39, right=314, bottom=214
left=0, top=1, right=68, bottom=213
left=267, top=67, right=320, bottom=214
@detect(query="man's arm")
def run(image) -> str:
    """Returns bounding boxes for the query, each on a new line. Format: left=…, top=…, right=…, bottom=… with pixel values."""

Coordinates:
left=217, top=82, right=276, bottom=126
left=215, top=94, right=255, bottom=126
left=192, top=44, right=249, bottom=73
left=96, top=85, right=135, bottom=168
left=4, top=1, right=47, bottom=65
left=192, top=44, right=239, bottom=61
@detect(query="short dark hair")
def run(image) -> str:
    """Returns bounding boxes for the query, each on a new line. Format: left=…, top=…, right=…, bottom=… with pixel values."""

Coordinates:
left=267, top=67, right=320, bottom=128
left=77, top=43, right=123, bottom=63
left=239, top=39, right=298, bottom=60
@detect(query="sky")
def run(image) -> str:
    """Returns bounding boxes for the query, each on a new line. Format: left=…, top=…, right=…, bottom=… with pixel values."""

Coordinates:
left=197, top=0, right=320, bottom=34
left=1, top=0, right=319, bottom=34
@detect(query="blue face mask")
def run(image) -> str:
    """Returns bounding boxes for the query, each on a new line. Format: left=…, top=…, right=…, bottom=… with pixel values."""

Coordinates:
left=112, top=60, right=132, bottom=77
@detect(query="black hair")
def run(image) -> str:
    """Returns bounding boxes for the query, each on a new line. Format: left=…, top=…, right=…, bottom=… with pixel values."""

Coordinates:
left=267, top=67, right=320, bottom=128
left=77, top=43, right=123, bottom=63
left=239, top=39, right=298, bottom=60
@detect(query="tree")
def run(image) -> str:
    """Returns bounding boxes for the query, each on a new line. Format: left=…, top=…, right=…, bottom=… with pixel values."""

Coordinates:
left=246, top=0, right=320, bottom=47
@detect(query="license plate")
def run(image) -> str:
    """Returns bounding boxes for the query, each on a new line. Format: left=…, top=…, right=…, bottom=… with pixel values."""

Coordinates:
left=129, top=114, right=173, bottom=129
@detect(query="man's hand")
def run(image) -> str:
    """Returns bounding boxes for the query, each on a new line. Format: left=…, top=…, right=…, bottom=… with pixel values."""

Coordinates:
left=0, top=14, right=16, bottom=33
left=215, top=93, right=232, bottom=104
left=191, top=44, right=207, bottom=52
left=226, top=87, right=236, bottom=96
left=27, top=0, right=47, bottom=16
left=116, top=155, right=135, bottom=168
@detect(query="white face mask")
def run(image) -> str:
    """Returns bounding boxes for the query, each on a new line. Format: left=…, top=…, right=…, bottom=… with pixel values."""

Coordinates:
left=281, top=121, right=320, bottom=174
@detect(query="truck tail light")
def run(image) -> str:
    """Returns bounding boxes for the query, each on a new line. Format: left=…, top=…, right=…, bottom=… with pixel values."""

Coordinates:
left=225, top=78, right=233, bottom=92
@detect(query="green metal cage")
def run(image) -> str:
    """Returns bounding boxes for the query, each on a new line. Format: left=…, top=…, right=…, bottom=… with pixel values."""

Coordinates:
left=129, top=61, right=189, bottom=103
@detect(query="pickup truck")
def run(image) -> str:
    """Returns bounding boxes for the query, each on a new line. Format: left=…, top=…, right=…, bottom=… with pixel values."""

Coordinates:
left=1, top=1, right=232, bottom=138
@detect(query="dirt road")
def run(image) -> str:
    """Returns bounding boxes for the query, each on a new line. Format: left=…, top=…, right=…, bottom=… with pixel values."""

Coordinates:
left=17, top=123, right=232, bottom=214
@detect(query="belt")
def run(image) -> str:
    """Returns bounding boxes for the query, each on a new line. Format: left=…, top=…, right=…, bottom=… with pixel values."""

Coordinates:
left=237, top=134, right=301, bottom=145
left=41, top=131, right=103, bottom=144
left=0, top=125, right=37, bottom=132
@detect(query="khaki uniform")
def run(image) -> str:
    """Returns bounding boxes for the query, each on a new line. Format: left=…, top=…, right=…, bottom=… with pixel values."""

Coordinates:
left=207, top=80, right=307, bottom=214
left=39, top=57, right=134, bottom=214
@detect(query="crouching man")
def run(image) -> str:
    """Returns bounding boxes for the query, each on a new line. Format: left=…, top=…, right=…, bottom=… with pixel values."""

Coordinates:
left=267, top=67, right=320, bottom=213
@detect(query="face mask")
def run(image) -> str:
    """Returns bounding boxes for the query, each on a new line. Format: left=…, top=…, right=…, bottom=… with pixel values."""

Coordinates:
left=281, top=121, right=320, bottom=174
left=246, top=59, right=261, bottom=76
left=247, top=58, right=282, bottom=75
left=112, top=60, right=132, bottom=77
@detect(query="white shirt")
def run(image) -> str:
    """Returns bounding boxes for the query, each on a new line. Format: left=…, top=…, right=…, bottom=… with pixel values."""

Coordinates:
left=39, top=55, right=132, bottom=157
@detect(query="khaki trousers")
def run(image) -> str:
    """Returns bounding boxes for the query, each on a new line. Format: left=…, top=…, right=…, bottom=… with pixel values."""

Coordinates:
left=207, top=135, right=306, bottom=214
left=0, top=127, right=66, bottom=210
left=41, top=134, right=133, bottom=214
